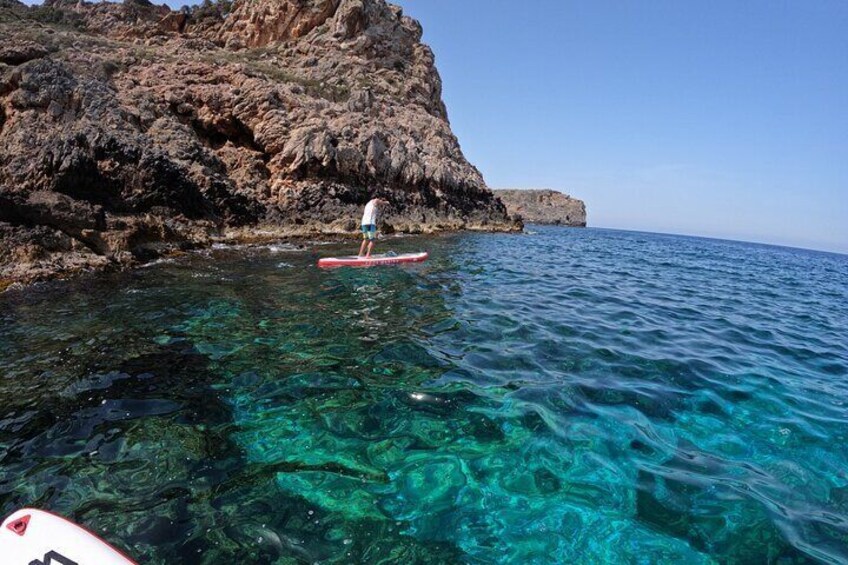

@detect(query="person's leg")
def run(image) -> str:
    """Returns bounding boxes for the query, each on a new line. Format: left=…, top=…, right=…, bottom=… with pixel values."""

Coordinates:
left=365, top=225, right=376, bottom=257
left=359, top=225, right=369, bottom=256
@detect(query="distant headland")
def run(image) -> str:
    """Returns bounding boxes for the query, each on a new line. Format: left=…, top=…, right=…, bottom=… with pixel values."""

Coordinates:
left=493, top=189, right=586, bottom=227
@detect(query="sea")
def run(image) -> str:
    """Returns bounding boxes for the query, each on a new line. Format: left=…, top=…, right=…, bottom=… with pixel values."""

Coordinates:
left=1, top=226, right=846, bottom=564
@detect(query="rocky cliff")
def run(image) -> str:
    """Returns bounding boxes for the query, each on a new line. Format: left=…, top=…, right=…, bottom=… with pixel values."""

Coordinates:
left=0, top=0, right=519, bottom=285
left=494, top=189, right=586, bottom=227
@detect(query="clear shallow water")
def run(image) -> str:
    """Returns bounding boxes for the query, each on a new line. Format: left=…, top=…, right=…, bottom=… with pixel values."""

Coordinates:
left=1, top=227, right=847, bottom=564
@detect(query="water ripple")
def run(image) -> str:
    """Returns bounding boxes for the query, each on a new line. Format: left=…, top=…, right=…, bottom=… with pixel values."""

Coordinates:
left=0, top=227, right=846, bottom=563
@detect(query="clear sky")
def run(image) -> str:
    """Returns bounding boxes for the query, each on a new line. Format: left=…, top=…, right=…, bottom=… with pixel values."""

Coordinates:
left=392, top=0, right=848, bottom=254
left=23, top=0, right=848, bottom=253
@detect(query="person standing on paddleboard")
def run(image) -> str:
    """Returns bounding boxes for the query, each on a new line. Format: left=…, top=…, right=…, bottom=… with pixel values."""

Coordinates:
left=359, top=197, right=389, bottom=258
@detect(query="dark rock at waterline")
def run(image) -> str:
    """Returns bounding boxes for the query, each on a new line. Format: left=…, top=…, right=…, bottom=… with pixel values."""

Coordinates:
left=0, top=0, right=521, bottom=285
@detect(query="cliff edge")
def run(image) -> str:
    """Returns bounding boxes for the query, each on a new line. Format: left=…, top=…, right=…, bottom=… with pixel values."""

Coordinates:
left=493, top=189, right=586, bottom=227
left=0, top=0, right=519, bottom=284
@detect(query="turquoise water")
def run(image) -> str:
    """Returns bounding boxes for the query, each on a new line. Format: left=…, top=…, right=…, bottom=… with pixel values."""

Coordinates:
left=1, top=227, right=847, bottom=564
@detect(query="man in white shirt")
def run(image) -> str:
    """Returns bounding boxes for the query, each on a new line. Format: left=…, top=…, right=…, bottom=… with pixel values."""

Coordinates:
left=358, top=197, right=389, bottom=258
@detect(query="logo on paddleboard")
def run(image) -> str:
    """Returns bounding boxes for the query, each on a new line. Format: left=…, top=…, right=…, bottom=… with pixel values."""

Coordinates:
left=29, top=550, right=78, bottom=565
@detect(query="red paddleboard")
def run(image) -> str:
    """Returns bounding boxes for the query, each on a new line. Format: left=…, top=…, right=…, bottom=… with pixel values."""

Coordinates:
left=318, top=252, right=428, bottom=268
left=0, top=508, right=137, bottom=565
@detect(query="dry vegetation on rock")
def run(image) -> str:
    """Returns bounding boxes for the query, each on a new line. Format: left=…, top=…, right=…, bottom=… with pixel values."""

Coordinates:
left=0, top=0, right=520, bottom=284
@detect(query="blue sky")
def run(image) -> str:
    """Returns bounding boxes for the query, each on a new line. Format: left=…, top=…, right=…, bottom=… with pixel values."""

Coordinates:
left=23, top=0, right=848, bottom=253
left=396, top=0, right=848, bottom=253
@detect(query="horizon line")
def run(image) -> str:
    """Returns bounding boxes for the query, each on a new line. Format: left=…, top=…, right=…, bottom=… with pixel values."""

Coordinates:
left=549, top=224, right=848, bottom=257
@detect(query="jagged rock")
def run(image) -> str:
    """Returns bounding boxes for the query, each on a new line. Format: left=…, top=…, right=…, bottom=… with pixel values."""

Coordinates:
left=0, top=41, right=48, bottom=65
left=158, top=11, right=187, bottom=33
left=494, top=189, right=587, bottom=227
left=14, top=190, right=106, bottom=232
left=0, top=0, right=520, bottom=285
left=218, top=0, right=340, bottom=47
left=333, top=0, right=368, bottom=39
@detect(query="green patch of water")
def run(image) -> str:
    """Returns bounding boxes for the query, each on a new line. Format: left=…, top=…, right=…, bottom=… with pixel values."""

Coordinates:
left=1, top=230, right=847, bottom=563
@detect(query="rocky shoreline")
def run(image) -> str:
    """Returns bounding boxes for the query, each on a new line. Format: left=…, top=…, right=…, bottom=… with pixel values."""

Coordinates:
left=0, top=0, right=521, bottom=286
left=494, top=189, right=586, bottom=227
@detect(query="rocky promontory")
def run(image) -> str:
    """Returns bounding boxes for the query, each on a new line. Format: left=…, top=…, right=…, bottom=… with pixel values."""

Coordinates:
left=493, top=189, right=586, bottom=227
left=0, top=0, right=520, bottom=285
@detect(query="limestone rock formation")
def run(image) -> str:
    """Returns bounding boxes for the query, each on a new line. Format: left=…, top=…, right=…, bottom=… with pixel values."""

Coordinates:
left=0, top=0, right=519, bottom=285
left=494, top=189, right=586, bottom=227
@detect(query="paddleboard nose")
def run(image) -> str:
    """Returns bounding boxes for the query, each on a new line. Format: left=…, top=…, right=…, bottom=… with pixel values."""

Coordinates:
left=1, top=509, right=137, bottom=565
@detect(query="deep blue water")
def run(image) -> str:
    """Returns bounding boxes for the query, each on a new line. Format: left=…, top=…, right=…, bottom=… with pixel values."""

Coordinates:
left=1, top=226, right=847, bottom=563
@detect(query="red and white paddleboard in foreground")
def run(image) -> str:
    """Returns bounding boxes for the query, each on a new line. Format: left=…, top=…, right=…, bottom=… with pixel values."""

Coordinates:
left=318, top=251, right=428, bottom=268
left=1, top=508, right=137, bottom=565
